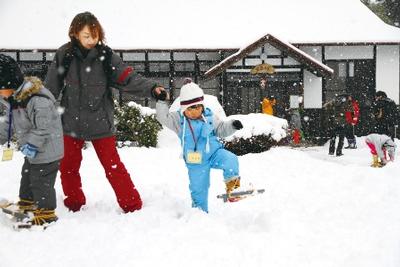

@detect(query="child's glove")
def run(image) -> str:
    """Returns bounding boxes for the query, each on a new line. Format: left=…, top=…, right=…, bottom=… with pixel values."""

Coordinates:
left=232, top=120, right=243, bottom=130
left=155, top=90, right=167, bottom=101
left=21, top=143, right=38, bottom=159
left=225, top=177, right=240, bottom=195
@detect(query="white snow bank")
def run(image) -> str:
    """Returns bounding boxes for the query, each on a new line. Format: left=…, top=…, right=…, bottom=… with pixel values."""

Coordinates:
left=170, top=94, right=288, bottom=142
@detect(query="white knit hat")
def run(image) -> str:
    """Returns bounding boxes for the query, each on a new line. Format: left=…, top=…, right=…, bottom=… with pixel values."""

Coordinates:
left=179, top=82, right=204, bottom=112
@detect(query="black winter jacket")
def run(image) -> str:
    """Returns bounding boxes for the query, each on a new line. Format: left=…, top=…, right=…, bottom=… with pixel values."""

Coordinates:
left=45, top=43, right=158, bottom=140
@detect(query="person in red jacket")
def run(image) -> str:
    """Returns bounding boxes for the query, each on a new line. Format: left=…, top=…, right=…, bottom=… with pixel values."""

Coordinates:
left=344, top=95, right=360, bottom=149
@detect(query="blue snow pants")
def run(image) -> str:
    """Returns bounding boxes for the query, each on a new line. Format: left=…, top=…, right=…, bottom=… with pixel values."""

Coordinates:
left=186, top=148, right=239, bottom=213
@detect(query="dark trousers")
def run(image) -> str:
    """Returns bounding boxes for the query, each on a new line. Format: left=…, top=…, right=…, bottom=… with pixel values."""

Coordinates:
left=329, top=125, right=345, bottom=155
left=19, top=158, right=60, bottom=210
left=60, top=135, right=142, bottom=213
left=344, top=124, right=356, bottom=144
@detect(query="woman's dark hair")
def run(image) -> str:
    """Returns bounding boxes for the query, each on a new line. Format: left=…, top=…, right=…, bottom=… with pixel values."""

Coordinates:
left=68, top=12, right=105, bottom=44
left=375, top=91, right=387, bottom=98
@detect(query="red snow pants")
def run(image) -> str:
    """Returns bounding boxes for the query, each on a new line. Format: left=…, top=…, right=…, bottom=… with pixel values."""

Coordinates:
left=366, top=141, right=377, bottom=155
left=60, top=135, right=142, bottom=213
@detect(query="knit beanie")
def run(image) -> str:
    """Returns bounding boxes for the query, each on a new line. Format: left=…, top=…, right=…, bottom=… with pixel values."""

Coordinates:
left=180, top=81, right=204, bottom=112
left=375, top=91, right=387, bottom=98
left=0, top=54, right=24, bottom=90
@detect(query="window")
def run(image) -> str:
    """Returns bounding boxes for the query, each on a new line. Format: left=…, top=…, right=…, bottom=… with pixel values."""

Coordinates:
left=199, top=62, right=216, bottom=72
left=174, top=62, right=194, bottom=72
left=46, top=52, right=55, bottom=61
left=173, top=52, right=195, bottom=61
left=149, top=62, right=170, bottom=72
left=20, top=52, right=42, bottom=61
left=123, top=52, right=145, bottom=61
left=348, top=62, right=354, bottom=77
left=131, top=63, right=145, bottom=72
left=338, top=62, right=347, bottom=77
left=198, top=52, right=220, bottom=61
left=148, top=52, right=170, bottom=61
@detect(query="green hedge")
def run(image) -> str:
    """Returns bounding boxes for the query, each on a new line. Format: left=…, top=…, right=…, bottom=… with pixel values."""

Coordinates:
left=114, top=102, right=162, bottom=147
left=222, top=134, right=285, bottom=156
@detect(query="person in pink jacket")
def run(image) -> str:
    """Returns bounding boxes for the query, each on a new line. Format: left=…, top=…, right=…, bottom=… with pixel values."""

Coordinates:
left=365, top=133, right=396, bottom=167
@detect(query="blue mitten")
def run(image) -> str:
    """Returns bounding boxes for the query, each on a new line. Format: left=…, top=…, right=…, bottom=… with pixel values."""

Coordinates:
left=21, top=143, right=38, bottom=159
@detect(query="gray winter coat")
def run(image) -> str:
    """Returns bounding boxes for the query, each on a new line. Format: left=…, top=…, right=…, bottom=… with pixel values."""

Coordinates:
left=365, top=133, right=396, bottom=161
left=0, top=77, right=64, bottom=164
left=45, top=43, right=158, bottom=140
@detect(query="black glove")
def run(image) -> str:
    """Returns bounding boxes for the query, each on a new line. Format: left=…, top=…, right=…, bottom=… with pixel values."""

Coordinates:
left=232, top=120, right=243, bottom=130
left=154, top=90, right=167, bottom=101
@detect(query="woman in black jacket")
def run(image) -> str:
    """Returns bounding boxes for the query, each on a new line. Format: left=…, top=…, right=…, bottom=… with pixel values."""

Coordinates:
left=45, top=12, right=164, bottom=213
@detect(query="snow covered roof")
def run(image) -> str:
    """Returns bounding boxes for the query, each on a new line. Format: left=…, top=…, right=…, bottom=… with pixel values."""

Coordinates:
left=204, top=34, right=334, bottom=78
left=1, top=0, right=400, bottom=50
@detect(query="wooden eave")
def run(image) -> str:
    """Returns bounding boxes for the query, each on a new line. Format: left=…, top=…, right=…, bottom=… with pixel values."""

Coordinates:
left=204, top=33, right=335, bottom=79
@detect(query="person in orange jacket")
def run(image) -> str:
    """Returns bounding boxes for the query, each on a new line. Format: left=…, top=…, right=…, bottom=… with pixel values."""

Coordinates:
left=262, top=96, right=276, bottom=115
left=344, top=95, right=360, bottom=149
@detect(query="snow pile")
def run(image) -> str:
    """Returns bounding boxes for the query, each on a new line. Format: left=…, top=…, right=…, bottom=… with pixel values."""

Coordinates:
left=224, top=113, right=287, bottom=142
left=170, top=94, right=288, bottom=142
left=126, top=101, right=155, bottom=117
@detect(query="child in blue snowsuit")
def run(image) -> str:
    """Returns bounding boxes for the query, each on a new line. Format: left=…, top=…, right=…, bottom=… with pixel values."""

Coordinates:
left=155, top=80, right=243, bottom=212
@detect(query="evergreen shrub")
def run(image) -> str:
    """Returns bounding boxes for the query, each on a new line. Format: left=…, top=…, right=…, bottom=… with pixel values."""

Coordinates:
left=222, top=134, right=284, bottom=156
left=114, top=101, right=162, bottom=147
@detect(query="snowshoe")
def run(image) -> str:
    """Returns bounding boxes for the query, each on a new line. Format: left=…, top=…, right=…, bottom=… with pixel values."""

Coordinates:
left=217, top=188, right=265, bottom=203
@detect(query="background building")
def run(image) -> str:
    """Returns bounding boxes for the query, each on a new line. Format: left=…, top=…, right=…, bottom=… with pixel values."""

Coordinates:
left=1, top=0, right=399, bottom=138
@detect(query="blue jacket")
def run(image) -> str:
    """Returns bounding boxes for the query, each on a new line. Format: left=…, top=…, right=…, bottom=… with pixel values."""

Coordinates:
left=180, top=108, right=223, bottom=164
left=156, top=101, right=236, bottom=164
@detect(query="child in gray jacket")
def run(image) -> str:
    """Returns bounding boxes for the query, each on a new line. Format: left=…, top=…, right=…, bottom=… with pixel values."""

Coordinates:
left=365, top=133, right=396, bottom=167
left=0, top=54, right=63, bottom=226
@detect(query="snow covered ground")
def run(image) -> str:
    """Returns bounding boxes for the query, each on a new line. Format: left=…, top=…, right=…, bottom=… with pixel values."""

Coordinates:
left=1, top=128, right=400, bottom=267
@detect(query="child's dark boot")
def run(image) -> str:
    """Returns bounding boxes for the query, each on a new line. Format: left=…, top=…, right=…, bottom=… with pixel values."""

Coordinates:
left=17, top=199, right=35, bottom=214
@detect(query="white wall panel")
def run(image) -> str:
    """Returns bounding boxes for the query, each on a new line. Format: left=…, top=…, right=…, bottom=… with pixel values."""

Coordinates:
left=325, top=45, right=373, bottom=60
left=376, top=45, right=400, bottom=104
left=300, top=46, right=322, bottom=62
left=304, top=70, right=322, bottom=108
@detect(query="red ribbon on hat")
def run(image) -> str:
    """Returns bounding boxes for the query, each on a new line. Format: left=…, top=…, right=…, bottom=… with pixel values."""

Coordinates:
left=180, top=96, right=204, bottom=106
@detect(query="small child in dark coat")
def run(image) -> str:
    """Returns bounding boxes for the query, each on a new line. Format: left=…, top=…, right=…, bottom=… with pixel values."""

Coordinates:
left=0, top=54, right=63, bottom=226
